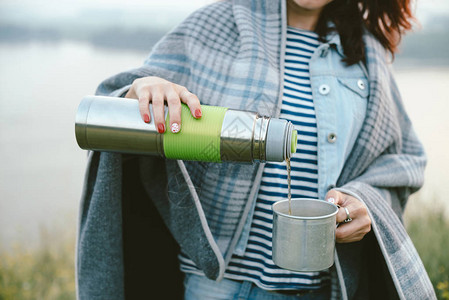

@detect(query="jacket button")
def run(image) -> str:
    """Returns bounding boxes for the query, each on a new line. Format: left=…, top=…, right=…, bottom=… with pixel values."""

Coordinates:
left=357, top=79, right=366, bottom=90
left=327, top=133, right=337, bottom=143
left=319, top=84, right=330, bottom=95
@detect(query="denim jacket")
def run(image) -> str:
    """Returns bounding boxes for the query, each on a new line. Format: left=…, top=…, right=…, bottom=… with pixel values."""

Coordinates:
left=235, top=32, right=369, bottom=255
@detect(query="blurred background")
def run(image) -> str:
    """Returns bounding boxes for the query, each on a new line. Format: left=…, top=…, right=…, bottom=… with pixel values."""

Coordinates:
left=0, top=0, right=448, bottom=298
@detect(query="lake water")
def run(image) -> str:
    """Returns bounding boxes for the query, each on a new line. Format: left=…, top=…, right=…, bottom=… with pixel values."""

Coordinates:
left=0, top=41, right=448, bottom=250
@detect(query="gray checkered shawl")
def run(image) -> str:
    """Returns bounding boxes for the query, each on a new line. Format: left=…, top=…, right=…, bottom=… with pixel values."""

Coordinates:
left=76, top=0, right=436, bottom=299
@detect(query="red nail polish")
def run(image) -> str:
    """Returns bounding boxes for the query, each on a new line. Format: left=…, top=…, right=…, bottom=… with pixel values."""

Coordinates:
left=143, top=114, right=150, bottom=123
left=157, top=123, right=165, bottom=134
left=195, top=109, right=202, bottom=118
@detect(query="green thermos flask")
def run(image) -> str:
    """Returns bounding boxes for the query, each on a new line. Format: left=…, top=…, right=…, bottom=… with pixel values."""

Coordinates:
left=75, top=95, right=297, bottom=163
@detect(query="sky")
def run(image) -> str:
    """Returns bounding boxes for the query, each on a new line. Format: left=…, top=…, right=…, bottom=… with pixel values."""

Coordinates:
left=0, top=0, right=214, bottom=30
left=0, top=0, right=448, bottom=30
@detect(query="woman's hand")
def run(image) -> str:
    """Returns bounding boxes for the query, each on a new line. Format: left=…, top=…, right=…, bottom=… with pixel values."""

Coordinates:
left=326, top=190, right=372, bottom=243
left=125, top=76, right=202, bottom=133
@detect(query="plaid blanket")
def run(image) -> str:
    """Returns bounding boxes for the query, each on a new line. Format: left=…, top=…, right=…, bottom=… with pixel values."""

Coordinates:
left=76, top=0, right=435, bottom=299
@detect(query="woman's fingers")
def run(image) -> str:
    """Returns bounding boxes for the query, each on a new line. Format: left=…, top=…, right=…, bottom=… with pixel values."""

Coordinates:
left=127, top=76, right=202, bottom=133
left=335, top=214, right=372, bottom=243
left=179, top=88, right=202, bottom=119
left=151, top=89, right=165, bottom=133
left=325, top=190, right=371, bottom=243
left=335, top=217, right=371, bottom=243
left=165, top=87, right=182, bottom=133
left=337, top=202, right=364, bottom=223
left=127, top=78, right=152, bottom=123
left=336, top=204, right=355, bottom=224
left=125, top=79, right=151, bottom=123
left=137, top=88, right=151, bottom=123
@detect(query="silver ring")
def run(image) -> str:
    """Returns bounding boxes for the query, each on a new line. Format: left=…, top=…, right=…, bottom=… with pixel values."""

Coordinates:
left=344, top=207, right=352, bottom=223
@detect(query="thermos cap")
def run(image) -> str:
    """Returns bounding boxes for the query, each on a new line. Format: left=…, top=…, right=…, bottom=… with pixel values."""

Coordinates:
left=265, top=118, right=296, bottom=162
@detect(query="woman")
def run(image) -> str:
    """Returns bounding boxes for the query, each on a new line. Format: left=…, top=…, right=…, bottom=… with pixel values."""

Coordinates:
left=76, top=0, right=436, bottom=299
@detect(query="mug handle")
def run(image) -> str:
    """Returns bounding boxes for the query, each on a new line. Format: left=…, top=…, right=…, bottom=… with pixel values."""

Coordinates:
left=336, top=205, right=341, bottom=228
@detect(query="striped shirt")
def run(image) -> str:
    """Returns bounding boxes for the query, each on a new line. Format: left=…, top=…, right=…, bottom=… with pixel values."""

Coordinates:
left=179, top=26, right=329, bottom=290
left=224, top=26, right=329, bottom=290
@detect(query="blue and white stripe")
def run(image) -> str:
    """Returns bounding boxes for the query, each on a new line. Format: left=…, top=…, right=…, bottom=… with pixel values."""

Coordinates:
left=179, top=26, right=329, bottom=290
left=223, top=26, right=329, bottom=290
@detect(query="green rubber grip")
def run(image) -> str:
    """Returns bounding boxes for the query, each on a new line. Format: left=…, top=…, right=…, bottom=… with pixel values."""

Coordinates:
left=291, top=130, right=297, bottom=154
left=164, top=104, right=228, bottom=162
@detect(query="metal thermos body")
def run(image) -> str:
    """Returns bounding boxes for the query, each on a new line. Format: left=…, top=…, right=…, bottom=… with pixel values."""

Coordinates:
left=75, top=95, right=297, bottom=163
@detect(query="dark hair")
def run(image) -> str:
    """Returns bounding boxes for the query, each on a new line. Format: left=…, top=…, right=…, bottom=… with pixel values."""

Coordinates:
left=315, top=0, right=415, bottom=65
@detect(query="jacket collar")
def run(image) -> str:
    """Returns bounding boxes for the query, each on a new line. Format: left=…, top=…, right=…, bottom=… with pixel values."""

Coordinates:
left=325, top=24, right=345, bottom=57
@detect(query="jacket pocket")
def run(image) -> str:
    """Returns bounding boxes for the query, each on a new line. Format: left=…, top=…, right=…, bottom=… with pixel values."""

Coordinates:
left=337, top=77, right=369, bottom=98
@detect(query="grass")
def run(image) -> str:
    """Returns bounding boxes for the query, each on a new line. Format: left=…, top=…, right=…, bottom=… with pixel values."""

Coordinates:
left=0, top=227, right=76, bottom=300
left=405, top=196, right=449, bottom=300
left=0, top=197, right=448, bottom=299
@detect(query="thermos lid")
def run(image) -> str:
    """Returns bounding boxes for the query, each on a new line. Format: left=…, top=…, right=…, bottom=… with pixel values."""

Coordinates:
left=265, top=119, right=297, bottom=162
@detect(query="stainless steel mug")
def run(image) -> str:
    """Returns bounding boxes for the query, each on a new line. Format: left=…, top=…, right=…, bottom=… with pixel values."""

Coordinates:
left=272, top=199, right=339, bottom=272
left=75, top=95, right=297, bottom=163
